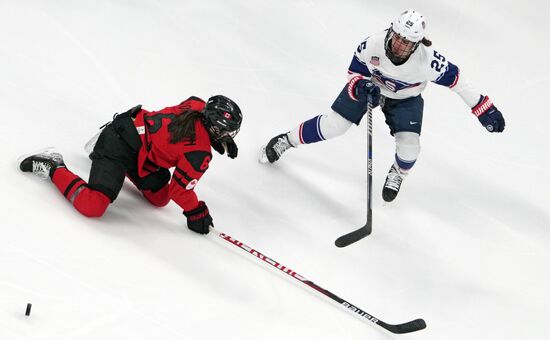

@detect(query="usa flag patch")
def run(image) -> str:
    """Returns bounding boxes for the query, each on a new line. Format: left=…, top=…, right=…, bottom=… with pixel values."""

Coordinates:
left=370, top=56, right=380, bottom=66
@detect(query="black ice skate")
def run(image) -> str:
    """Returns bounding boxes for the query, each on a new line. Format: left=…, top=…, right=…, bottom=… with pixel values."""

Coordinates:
left=259, top=133, right=294, bottom=164
left=20, top=148, right=65, bottom=179
left=382, top=164, right=406, bottom=202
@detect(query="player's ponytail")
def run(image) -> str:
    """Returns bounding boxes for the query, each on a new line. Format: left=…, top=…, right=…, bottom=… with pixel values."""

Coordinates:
left=168, top=110, right=203, bottom=144
left=421, top=37, right=432, bottom=46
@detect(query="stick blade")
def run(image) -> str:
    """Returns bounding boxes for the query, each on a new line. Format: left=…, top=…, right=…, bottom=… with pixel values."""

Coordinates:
left=381, top=318, right=427, bottom=334
left=334, top=214, right=372, bottom=248
left=334, top=224, right=371, bottom=247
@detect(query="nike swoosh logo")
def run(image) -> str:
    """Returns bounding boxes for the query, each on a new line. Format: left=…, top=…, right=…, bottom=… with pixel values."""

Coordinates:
left=410, top=121, right=418, bottom=125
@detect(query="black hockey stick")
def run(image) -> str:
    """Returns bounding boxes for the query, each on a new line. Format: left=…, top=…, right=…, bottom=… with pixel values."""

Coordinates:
left=335, top=102, right=373, bottom=247
left=210, top=227, right=426, bottom=334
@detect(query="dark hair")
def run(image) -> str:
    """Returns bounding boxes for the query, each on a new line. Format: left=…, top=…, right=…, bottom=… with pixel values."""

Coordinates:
left=167, top=110, right=203, bottom=144
left=422, top=37, right=432, bottom=47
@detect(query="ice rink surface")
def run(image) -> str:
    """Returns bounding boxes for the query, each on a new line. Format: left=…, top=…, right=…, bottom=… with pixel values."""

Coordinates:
left=1, top=0, right=549, bottom=339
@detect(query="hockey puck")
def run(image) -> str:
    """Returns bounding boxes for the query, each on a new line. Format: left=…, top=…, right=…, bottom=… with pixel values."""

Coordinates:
left=25, top=303, right=32, bottom=316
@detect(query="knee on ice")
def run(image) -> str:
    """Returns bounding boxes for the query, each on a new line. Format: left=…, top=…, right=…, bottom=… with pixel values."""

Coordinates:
left=73, top=188, right=111, bottom=218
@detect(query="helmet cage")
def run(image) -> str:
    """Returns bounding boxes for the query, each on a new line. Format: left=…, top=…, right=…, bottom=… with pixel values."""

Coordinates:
left=207, top=124, right=239, bottom=141
left=384, top=27, right=421, bottom=64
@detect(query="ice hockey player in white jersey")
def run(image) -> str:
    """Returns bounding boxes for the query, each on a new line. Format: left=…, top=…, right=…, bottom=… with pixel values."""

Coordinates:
left=259, top=9, right=505, bottom=202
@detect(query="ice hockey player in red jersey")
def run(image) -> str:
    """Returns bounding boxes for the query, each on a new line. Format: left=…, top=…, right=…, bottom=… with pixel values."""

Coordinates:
left=259, top=9, right=505, bottom=202
left=20, top=95, right=242, bottom=235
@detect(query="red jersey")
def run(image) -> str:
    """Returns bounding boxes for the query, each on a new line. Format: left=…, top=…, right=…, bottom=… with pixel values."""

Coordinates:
left=132, top=96, right=212, bottom=211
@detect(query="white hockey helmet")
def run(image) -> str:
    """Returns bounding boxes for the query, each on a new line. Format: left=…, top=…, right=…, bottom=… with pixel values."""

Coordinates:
left=384, top=9, right=426, bottom=64
left=392, top=9, right=426, bottom=43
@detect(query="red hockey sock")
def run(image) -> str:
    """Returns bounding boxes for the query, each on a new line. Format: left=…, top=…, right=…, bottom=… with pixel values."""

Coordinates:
left=51, top=168, right=86, bottom=200
left=51, top=168, right=110, bottom=217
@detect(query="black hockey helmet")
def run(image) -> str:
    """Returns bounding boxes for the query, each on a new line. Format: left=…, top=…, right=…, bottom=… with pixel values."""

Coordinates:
left=202, top=95, right=242, bottom=142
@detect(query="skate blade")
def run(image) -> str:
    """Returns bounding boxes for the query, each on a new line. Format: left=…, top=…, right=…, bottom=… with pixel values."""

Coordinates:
left=17, top=146, right=56, bottom=162
left=258, top=146, right=269, bottom=164
left=84, top=130, right=101, bottom=155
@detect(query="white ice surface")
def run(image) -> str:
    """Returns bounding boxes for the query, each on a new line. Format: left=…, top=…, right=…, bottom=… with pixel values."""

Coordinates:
left=1, top=0, right=549, bottom=339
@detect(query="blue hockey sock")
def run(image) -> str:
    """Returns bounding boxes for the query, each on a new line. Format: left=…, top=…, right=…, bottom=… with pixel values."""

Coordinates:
left=298, top=115, right=325, bottom=144
left=395, top=153, right=416, bottom=171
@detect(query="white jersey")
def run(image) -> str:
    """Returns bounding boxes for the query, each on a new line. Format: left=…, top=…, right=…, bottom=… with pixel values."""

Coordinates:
left=348, top=30, right=481, bottom=107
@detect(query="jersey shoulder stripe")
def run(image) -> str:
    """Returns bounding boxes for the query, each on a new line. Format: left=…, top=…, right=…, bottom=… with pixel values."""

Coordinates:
left=348, top=55, right=372, bottom=77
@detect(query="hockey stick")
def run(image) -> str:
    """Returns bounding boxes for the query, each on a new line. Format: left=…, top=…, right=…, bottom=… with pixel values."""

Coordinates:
left=210, top=227, right=426, bottom=334
left=335, top=102, right=373, bottom=247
